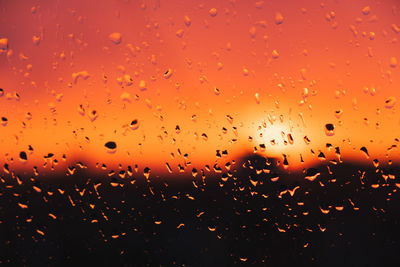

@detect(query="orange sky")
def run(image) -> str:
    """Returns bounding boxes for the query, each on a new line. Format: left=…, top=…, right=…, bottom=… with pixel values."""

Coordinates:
left=0, top=0, right=399, bottom=175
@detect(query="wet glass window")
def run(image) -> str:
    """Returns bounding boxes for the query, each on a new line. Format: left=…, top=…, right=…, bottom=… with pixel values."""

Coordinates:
left=0, top=0, right=400, bottom=265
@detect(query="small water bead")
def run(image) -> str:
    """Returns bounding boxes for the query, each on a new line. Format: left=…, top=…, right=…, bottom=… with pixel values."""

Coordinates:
left=19, top=151, right=28, bottom=162
left=209, top=8, right=217, bottom=17
left=275, top=12, right=284, bottom=25
left=254, top=93, right=260, bottom=104
left=0, top=38, right=8, bottom=50
left=164, top=68, right=173, bottom=79
left=360, top=147, right=369, bottom=158
left=184, top=16, right=191, bottom=26
left=130, top=119, right=139, bottom=130
left=362, top=6, right=371, bottom=15
left=390, top=57, right=397, bottom=68
left=385, top=97, right=396, bottom=109
left=88, top=110, right=98, bottom=122
left=324, top=123, right=335, bottom=136
left=334, top=109, right=343, bottom=118
left=139, top=80, right=147, bottom=91
left=143, top=167, right=151, bottom=179
left=176, top=29, right=184, bottom=38
left=32, top=35, right=40, bottom=45
left=105, top=141, right=117, bottom=153
left=272, top=49, right=279, bottom=59
left=1, top=117, right=8, bottom=126
left=108, top=32, right=122, bottom=44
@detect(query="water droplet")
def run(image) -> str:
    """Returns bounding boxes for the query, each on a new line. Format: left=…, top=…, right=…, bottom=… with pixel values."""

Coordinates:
left=334, top=109, right=343, bottom=118
left=18, top=203, right=28, bottom=209
left=144, top=167, right=151, bottom=179
left=209, top=8, right=217, bottom=17
left=302, top=87, right=309, bottom=98
left=390, top=57, right=397, bottom=68
left=385, top=97, right=396, bottom=109
left=164, top=68, right=173, bottom=79
left=369, top=32, right=375, bottom=40
left=120, top=92, right=132, bottom=102
left=360, top=147, right=369, bottom=158
left=0, top=38, right=8, bottom=50
left=1, top=117, right=8, bottom=126
left=32, top=35, right=40, bottom=45
left=226, top=114, right=233, bottom=124
left=175, top=125, right=181, bottom=134
left=184, top=15, right=191, bottom=26
left=372, top=159, right=379, bottom=168
left=392, top=24, right=400, bottom=34
left=352, top=98, right=358, bottom=110
left=324, top=123, right=335, bottom=136
left=108, top=32, right=122, bottom=44
left=305, top=170, right=320, bottom=181
left=254, top=93, right=260, bottom=104
left=130, top=119, right=139, bottom=130
left=362, top=6, right=371, bottom=15
left=303, top=136, right=311, bottom=145
left=77, top=104, right=85, bottom=116
left=249, top=26, right=256, bottom=38
left=72, top=71, right=90, bottom=84
left=105, top=141, right=117, bottom=153
left=19, top=151, right=27, bottom=162
left=275, top=12, right=284, bottom=25
left=88, top=110, right=98, bottom=122
left=124, top=74, right=133, bottom=86
left=176, top=29, right=184, bottom=38
left=287, top=133, right=294, bottom=144
left=139, top=80, right=147, bottom=91
left=272, top=49, right=279, bottom=59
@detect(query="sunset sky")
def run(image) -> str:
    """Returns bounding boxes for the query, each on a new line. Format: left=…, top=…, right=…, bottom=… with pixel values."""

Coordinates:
left=1, top=0, right=399, bottom=175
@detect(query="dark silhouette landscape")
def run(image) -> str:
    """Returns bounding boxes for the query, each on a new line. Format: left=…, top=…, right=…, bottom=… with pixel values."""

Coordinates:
left=1, top=154, right=400, bottom=266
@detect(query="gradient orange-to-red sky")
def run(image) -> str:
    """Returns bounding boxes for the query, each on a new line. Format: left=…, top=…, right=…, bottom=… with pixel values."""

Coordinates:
left=0, top=0, right=399, bottom=176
